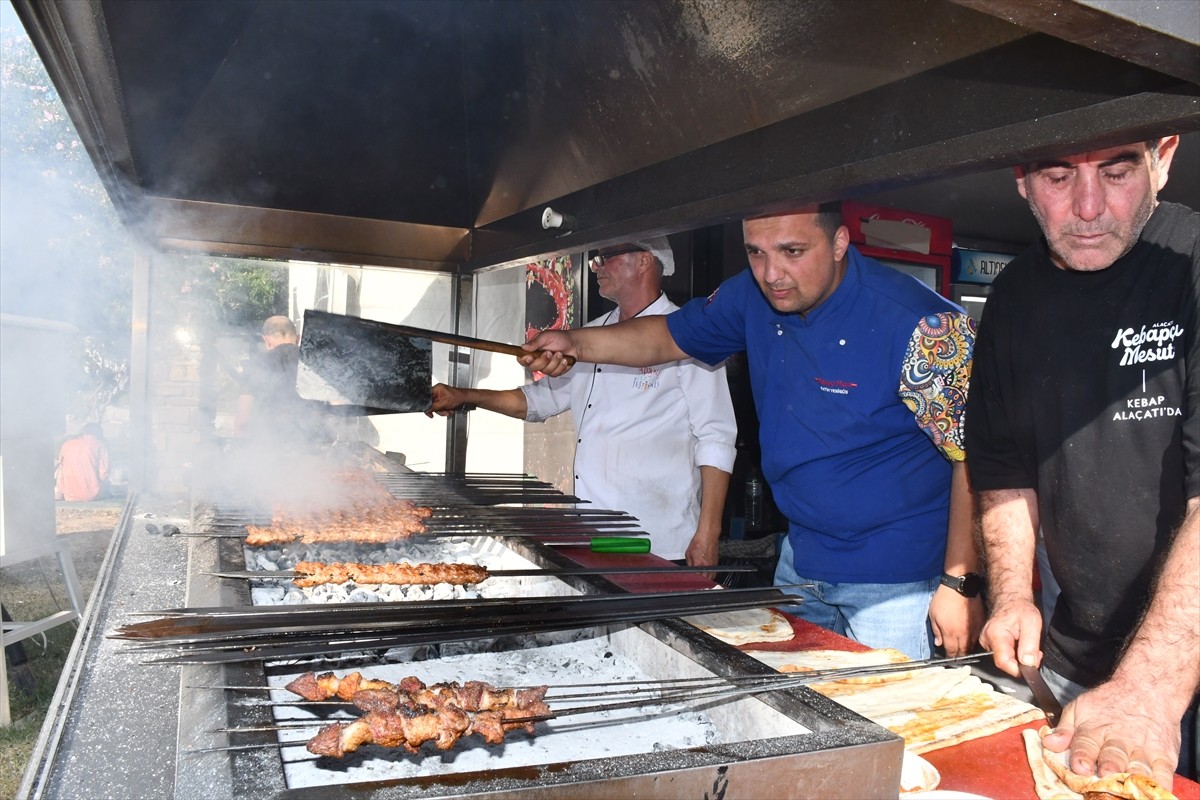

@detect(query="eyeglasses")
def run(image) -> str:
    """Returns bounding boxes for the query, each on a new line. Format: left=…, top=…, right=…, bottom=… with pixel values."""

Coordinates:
left=587, top=246, right=644, bottom=268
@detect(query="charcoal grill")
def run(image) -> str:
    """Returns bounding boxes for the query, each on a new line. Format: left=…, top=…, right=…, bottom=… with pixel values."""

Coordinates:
left=20, top=468, right=903, bottom=799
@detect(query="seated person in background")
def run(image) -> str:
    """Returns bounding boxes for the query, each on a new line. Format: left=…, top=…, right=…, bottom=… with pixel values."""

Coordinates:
left=55, top=423, right=110, bottom=502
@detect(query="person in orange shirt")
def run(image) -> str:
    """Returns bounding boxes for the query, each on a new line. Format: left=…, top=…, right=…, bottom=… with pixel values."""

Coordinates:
left=54, top=423, right=110, bottom=502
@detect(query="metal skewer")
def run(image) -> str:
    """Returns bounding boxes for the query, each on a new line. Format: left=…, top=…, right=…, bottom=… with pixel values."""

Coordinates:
left=204, top=564, right=756, bottom=581
left=197, top=653, right=991, bottom=748
left=199, top=652, right=987, bottom=700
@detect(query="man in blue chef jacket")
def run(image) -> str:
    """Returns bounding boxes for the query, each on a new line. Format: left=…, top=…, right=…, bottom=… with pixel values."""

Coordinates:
left=521, top=203, right=983, bottom=660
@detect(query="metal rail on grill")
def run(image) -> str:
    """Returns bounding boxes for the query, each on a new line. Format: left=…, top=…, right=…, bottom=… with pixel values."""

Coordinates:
left=112, top=586, right=805, bottom=664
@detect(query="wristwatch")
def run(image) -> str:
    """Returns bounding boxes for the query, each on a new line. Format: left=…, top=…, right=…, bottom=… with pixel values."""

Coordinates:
left=939, top=571, right=984, bottom=598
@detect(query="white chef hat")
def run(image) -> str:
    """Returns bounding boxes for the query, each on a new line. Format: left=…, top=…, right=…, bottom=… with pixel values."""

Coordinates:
left=633, top=236, right=675, bottom=277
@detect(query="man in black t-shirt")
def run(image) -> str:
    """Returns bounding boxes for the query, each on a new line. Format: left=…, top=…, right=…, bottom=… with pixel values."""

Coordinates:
left=967, top=134, right=1198, bottom=791
left=235, top=315, right=322, bottom=447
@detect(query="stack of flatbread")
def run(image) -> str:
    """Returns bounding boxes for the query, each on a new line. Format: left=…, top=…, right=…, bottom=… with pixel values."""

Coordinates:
left=742, top=648, right=1045, bottom=754
left=1022, top=727, right=1177, bottom=800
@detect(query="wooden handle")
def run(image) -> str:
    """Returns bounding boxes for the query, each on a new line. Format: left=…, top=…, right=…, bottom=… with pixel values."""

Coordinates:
left=388, top=323, right=577, bottom=368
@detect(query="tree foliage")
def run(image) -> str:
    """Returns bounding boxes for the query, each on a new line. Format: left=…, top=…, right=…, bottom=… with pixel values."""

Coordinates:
left=1, top=24, right=132, bottom=354
left=2, top=22, right=289, bottom=422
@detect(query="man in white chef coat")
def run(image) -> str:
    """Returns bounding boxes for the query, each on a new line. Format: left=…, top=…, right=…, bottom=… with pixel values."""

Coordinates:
left=429, top=237, right=737, bottom=566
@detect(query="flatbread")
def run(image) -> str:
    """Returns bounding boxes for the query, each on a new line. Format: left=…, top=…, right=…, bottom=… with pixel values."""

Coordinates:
left=821, top=667, right=975, bottom=718
left=684, top=607, right=795, bottom=646
left=742, top=647, right=911, bottom=682
left=743, top=647, right=1045, bottom=753
left=1023, top=728, right=1083, bottom=800
left=870, top=676, right=1045, bottom=753
left=1024, top=726, right=1177, bottom=800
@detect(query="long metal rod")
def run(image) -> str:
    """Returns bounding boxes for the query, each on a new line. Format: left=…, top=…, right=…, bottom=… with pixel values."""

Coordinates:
left=174, top=526, right=645, bottom=539
left=122, top=599, right=804, bottom=664
left=216, top=652, right=988, bottom=703
left=121, top=585, right=793, bottom=622
left=119, top=592, right=796, bottom=645
left=202, top=653, right=991, bottom=745
left=206, top=564, right=757, bottom=581
left=196, top=508, right=639, bottom=523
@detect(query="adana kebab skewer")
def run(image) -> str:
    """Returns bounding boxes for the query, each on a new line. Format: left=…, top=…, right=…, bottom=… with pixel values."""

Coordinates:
left=206, top=561, right=758, bottom=586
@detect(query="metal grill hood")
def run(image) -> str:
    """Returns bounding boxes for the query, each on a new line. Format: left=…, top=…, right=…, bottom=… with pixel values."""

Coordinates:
left=12, top=0, right=1200, bottom=269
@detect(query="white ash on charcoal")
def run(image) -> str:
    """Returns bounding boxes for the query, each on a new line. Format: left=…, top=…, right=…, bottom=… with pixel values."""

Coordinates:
left=242, top=536, right=811, bottom=791
left=244, top=537, right=496, bottom=604
left=266, top=625, right=793, bottom=790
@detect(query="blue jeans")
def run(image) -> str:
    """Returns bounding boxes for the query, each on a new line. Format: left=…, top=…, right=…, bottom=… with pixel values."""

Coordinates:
left=1036, top=529, right=1062, bottom=623
left=773, top=534, right=938, bottom=660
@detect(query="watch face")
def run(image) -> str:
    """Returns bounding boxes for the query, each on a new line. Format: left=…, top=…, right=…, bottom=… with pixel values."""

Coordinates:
left=960, top=573, right=984, bottom=598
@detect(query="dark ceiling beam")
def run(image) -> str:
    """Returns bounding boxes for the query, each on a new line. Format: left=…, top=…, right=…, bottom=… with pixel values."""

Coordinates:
left=143, top=199, right=469, bottom=272
left=14, top=1, right=1199, bottom=274
left=949, top=0, right=1200, bottom=85
left=471, top=89, right=1199, bottom=269
left=469, top=33, right=1200, bottom=269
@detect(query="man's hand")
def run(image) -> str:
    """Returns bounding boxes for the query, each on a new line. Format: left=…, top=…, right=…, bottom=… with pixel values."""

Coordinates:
left=684, top=528, right=720, bottom=574
left=1043, top=678, right=1182, bottom=790
left=979, top=598, right=1043, bottom=677
left=929, top=587, right=984, bottom=657
left=425, top=384, right=465, bottom=417
left=520, top=330, right=579, bottom=376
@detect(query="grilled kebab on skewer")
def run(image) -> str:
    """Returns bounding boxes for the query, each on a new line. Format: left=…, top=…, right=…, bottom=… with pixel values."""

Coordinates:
left=285, top=671, right=549, bottom=713
left=290, top=672, right=552, bottom=757
left=244, top=500, right=433, bottom=546
left=307, top=702, right=548, bottom=756
left=288, top=561, right=487, bottom=587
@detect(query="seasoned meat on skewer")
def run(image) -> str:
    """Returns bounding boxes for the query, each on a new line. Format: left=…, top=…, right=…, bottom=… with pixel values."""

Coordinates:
left=272, top=498, right=433, bottom=527
left=290, top=561, right=489, bottom=587
left=285, top=671, right=549, bottom=712
left=306, top=701, right=551, bottom=757
left=244, top=500, right=432, bottom=546
left=285, top=670, right=398, bottom=701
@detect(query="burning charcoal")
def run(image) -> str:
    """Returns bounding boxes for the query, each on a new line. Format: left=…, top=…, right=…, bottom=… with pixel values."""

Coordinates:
left=405, top=585, right=432, bottom=601
left=431, top=584, right=456, bottom=601
left=254, top=553, right=280, bottom=571
left=251, top=586, right=286, bottom=604
left=347, top=589, right=378, bottom=603
left=282, top=591, right=306, bottom=604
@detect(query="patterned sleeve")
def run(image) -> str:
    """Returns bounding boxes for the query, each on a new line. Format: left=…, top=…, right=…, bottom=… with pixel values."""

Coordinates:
left=898, top=311, right=977, bottom=462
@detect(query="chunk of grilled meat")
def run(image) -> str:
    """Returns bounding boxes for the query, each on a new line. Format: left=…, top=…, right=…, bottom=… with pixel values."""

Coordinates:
left=306, top=701, right=551, bottom=757
left=285, top=671, right=549, bottom=713
left=285, top=670, right=398, bottom=702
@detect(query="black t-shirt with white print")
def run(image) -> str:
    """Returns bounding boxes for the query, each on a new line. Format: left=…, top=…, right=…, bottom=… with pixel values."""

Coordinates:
left=967, top=201, right=1199, bottom=686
